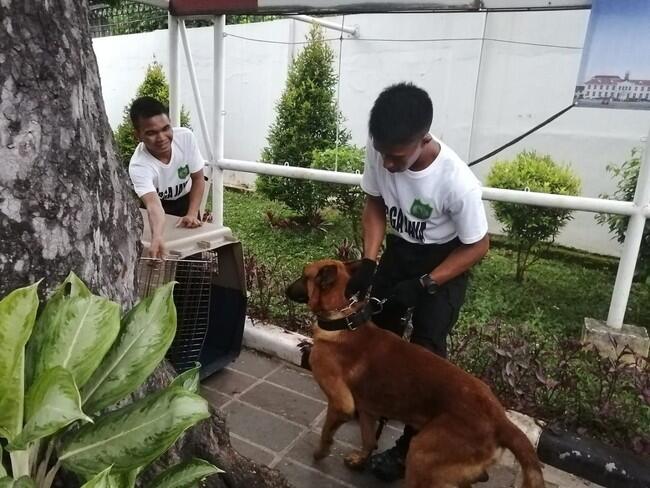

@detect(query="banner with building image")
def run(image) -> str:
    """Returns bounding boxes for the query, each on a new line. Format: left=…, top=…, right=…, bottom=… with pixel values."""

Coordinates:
left=574, top=0, right=650, bottom=110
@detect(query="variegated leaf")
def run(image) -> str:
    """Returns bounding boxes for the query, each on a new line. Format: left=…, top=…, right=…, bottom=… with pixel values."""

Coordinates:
left=80, top=467, right=113, bottom=488
left=26, top=272, right=92, bottom=387
left=170, top=363, right=201, bottom=393
left=8, top=367, right=92, bottom=450
left=107, top=468, right=139, bottom=488
left=0, top=445, right=6, bottom=477
left=59, top=386, right=209, bottom=477
left=0, top=477, right=35, bottom=488
left=150, top=458, right=222, bottom=488
left=79, top=466, right=138, bottom=488
left=27, top=294, right=120, bottom=391
left=0, top=283, right=40, bottom=442
left=81, top=283, right=177, bottom=414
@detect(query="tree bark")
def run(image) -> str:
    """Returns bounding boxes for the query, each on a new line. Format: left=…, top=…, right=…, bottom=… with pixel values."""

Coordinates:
left=0, top=2, right=291, bottom=486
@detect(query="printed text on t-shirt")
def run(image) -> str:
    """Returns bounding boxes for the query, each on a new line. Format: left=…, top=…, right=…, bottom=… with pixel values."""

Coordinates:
left=385, top=205, right=427, bottom=242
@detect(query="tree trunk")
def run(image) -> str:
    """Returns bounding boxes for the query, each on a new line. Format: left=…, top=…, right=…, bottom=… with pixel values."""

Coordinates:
left=0, top=2, right=291, bottom=487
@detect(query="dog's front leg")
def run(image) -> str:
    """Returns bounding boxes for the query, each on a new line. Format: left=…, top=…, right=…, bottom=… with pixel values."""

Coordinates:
left=315, top=405, right=351, bottom=460
left=343, top=410, right=378, bottom=470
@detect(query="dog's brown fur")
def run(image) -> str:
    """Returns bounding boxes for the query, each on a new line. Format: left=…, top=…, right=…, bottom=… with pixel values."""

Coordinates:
left=286, top=259, right=544, bottom=488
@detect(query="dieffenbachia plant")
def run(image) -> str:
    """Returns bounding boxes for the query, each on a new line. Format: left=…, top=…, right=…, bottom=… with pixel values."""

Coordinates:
left=0, top=274, right=221, bottom=487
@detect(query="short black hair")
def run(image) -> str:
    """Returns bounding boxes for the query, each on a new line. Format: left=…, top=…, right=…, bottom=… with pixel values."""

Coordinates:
left=369, top=83, right=433, bottom=146
left=129, top=96, right=168, bottom=128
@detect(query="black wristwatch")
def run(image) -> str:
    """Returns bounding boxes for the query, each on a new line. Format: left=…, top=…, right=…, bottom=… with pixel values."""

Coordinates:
left=419, top=274, right=440, bottom=295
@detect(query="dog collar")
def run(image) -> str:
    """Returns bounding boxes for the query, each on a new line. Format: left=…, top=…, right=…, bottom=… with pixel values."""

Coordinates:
left=316, top=298, right=384, bottom=331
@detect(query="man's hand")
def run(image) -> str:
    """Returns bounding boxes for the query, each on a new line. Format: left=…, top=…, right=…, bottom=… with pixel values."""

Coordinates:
left=176, top=215, right=203, bottom=228
left=391, top=278, right=423, bottom=308
left=148, top=237, right=166, bottom=260
left=345, top=258, right=377, bottom=298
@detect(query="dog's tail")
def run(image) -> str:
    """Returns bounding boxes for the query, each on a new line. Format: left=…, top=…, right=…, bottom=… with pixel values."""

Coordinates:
left=497, top=418, right=544, bottom=488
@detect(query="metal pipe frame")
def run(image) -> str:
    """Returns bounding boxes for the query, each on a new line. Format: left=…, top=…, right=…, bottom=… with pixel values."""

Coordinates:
left=164, top=2, right=646, bottom=331
left=136, top=0, right=169, bottom=8
left=168, top=14, right=181, bottom=126
left=288, top=14, right=359, bottom=37
left=179, top=20, right=214, bottom=160
left=212, top=15, right=226, bottom=227
left=210, top=145, right=650, bottom=331
left=606, top=133, right=650, bottom=328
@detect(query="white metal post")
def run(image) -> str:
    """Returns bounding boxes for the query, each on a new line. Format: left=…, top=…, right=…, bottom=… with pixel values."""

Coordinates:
left=212, top=15, right=226, bottom=227
left=168, top=14, right=180, bottom=126
left=288, top=18, right=297, bottom=67
left=606, top=131, right=650, bottom=329
left=179, top=20, right=214, bottom=160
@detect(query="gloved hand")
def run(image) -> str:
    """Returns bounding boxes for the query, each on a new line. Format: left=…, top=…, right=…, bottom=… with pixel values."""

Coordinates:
left=391, top=278, right=424, bottom=308
left=345, top=258, right=377, bottom=298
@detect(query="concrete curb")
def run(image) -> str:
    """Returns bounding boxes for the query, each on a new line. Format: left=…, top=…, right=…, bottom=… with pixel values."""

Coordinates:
left=241, top=319, right=649, bottom=488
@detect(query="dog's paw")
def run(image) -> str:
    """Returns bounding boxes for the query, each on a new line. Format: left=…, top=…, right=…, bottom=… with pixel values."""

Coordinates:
left=313, top=446, right=330, bottom=461
left=343, top=451, right=368, bottom=470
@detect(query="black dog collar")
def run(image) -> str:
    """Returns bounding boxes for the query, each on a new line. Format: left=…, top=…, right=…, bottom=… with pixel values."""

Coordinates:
left=316, top=298, right=384, bottom=331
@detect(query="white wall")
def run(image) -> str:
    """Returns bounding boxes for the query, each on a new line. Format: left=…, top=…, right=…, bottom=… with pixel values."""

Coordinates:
left=93, top=11, right=650, bottom=257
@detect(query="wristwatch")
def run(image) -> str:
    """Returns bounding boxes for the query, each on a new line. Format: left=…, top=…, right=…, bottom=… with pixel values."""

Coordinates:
left=419, top=274, right=440, bottom=295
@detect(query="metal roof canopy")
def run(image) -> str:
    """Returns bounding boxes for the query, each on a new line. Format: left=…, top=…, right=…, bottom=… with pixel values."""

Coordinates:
left=139, top=1, right=592, bottom=16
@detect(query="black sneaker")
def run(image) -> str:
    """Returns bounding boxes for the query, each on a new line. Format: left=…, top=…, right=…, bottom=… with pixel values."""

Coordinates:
left=368, top=444, right=407, bottom=482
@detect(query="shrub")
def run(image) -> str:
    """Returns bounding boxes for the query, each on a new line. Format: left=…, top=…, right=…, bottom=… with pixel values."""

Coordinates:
left=0, top=274, right=218, bottom=486
left=451, top=320, right=649, bottom=456
left=257, top=25, right=349, bottom=222
left=596, top=148, right=649, bottom=282
left=113, top=62, right=190, bottom=166
left=311, top=146, right=365, bottom=248
left=243, top=253, right=311, bottom=333
left=487, top=151, right=581, bottom=281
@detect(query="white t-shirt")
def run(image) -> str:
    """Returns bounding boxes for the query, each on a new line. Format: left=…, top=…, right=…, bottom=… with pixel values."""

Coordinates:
left=361, top=135, right=488, bottom=245
left=129, top=127, right=204, bottom=201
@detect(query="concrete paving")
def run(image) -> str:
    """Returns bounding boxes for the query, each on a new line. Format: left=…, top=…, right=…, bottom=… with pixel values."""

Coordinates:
left=202, top=348, right=605, bottom=488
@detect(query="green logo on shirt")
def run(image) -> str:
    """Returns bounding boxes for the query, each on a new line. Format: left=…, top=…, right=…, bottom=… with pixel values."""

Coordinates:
left=410, top=199, right=432, bottom=220
left=177, top=164, right=190, bottom=179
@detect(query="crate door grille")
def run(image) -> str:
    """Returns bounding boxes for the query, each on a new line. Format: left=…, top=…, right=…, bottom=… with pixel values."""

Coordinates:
left=136, top=255, right=215, bottom=372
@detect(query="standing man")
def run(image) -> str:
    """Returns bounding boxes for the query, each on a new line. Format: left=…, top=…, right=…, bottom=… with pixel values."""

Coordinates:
left=345, top=83, right=490, bottom=482
left=128, top=96, right=206, bottom=258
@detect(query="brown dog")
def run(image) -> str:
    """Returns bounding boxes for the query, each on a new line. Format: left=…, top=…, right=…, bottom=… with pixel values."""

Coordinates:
left=286, top=259, right=545, bottom=488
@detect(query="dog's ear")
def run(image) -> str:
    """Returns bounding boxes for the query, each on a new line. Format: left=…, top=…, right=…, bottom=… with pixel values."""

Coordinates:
left=315, top=264, right=338, bottom=290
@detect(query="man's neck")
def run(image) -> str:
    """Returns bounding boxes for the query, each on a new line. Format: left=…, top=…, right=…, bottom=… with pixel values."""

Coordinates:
left=147, top=146, right=172, bottom=165
left=410, top=138, right=440, bottom=172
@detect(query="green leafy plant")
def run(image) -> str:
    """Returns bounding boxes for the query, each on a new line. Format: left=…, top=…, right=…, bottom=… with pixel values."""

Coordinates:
left=0, top=274, right=220, bottom=487
left=596, top=147, right=649, bottom=282
left=113, top=62, right=191, bottom=165
left=311, top=146, right=365, bottom=248
left=451, top=321, right=649, bottom=456
left=487, top=150, right=581, bottom=281
left=257, top=25, right=350, bottom=223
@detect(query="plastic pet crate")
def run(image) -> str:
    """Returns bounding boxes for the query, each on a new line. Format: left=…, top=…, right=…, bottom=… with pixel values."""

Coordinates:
left=137, top=210, right=247, bottom=378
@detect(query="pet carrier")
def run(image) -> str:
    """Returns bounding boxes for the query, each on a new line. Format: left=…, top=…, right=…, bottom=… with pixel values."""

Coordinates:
left=137, top=210, right=247, bottom=378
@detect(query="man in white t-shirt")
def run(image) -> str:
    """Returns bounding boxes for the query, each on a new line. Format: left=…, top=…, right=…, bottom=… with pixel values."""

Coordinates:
left=345, top=83, right=490, bottom=482
left=128, top=97, right=205, bottom=258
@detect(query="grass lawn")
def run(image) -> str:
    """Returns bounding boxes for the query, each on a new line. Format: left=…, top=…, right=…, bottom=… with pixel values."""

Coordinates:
left=224, top=187, right=649, bottom=337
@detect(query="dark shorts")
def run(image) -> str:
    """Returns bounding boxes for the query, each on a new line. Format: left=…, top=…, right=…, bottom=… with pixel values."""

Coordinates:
left=370, top=234, right=469, bottom=358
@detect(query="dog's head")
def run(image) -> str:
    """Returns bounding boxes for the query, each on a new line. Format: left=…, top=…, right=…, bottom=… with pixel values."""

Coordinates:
left=286, top=259, right=361, bottom=314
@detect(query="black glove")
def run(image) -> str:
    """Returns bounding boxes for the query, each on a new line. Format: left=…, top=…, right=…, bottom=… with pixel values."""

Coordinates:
left=391, top=278, right=424, bottom=308
left=345, top=258, right=377, bottom=298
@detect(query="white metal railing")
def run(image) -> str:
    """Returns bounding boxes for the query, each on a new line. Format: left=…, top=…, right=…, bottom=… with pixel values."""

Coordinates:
left=210, top=144, right=650, bottom=331
left=163, top=12, right=649, bottom=333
